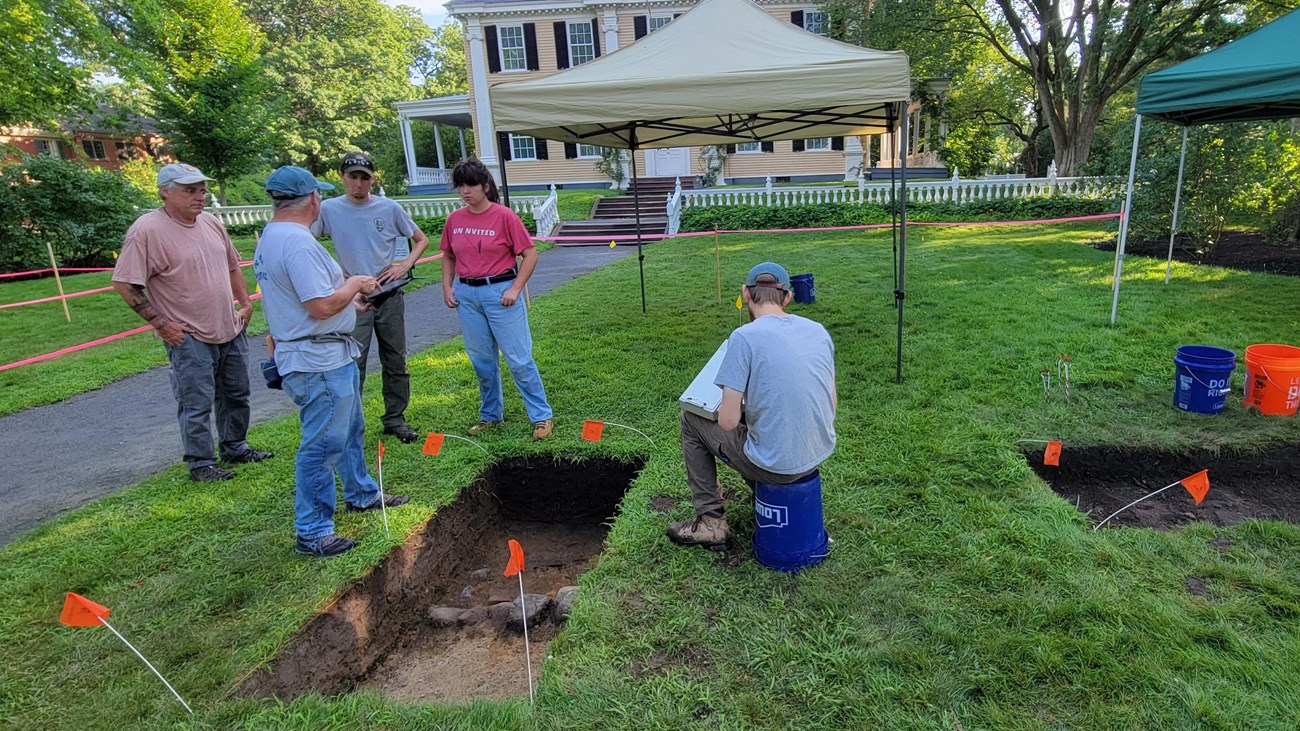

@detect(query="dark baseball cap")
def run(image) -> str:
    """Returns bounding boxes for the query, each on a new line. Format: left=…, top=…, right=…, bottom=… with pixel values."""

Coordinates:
left=340, top=151, right=375, bottom=176
left=265, top=166, right=334, bottom=200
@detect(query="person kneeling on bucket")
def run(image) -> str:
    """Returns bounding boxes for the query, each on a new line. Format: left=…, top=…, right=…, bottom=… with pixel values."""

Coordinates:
left=668, top=262, right=837, bottom=551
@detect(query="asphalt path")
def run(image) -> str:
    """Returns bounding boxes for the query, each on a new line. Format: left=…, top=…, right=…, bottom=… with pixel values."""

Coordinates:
left=0, top=245, right=632, bottom=547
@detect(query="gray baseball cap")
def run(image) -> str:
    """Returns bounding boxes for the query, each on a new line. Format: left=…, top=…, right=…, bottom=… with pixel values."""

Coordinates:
left=157, top=163, right=214, bottom=186
left=746, top=261, right=791, bottom=290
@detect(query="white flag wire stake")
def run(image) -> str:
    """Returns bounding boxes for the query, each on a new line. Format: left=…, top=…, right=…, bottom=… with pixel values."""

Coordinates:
left=444, top=434, right=491, bottom=454
left=1093, top=481, right=1180, bottom=531
left=602, top=422, right=656, bottom=446
left=98, top=617, right=193, bottom=715
left=517, top=571, right=535, bottom=702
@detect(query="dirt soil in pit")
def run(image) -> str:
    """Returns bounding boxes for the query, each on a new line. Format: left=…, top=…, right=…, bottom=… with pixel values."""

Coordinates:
left=1029, top=444, right=1300, bottom=530
left=238, top=456, right=643, bottom=704
left=1093, top=231, right=1300, bottom=277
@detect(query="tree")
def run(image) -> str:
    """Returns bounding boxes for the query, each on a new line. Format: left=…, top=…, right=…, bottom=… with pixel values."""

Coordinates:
left=127, top=0, right=273, bottom=204
left=0, top=0, right=113, bottom=126
left=244, top=0, right=433, bottom=172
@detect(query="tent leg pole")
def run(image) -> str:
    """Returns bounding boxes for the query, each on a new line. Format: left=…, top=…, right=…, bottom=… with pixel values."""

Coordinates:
left=1111, top=114, right=1142, bottom=325
left=896, top=105, right=907, bottom=385
left=630, top=128, right=646, bottom=314
left=1165, top=126, right=1188, bottom=285
left=496, top=132, right=512, bottom=208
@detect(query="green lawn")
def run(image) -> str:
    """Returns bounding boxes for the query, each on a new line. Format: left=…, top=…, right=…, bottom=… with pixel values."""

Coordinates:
left=3, top=225, right=1300, bottom=729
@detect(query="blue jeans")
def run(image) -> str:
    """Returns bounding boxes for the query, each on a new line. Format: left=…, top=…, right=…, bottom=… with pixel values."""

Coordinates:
left=164, top=332, right=253, bottom=470
left=282, top=364, right=380, bottom=540
left=454, top=279, right=553, bottom=423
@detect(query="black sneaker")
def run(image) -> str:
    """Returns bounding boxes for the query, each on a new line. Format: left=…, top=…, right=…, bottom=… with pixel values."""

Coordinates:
left=224, top=448, right=273, bottom=464
left=190, top=465, right=236, bottom=482
left=295, top=534, right=356, bottom=558
left=382, top=424, right=420, bottom=444
left=346, top=493, right=411, bottom=512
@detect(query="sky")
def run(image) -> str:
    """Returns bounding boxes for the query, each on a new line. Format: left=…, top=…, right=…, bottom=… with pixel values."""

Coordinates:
left=386, top=0, right=449, bottom=30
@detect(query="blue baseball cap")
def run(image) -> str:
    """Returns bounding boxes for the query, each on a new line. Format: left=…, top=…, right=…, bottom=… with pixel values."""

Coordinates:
left=746, top=261, right=790, bottom=290
left=265, top=166, right=334, bottom=200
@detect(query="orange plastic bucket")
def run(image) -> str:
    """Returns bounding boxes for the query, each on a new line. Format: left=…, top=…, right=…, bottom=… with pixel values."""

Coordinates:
left=1242, top=344, right=1300, bottom=415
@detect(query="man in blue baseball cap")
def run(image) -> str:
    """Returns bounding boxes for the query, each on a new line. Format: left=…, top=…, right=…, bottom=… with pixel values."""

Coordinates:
left=667, top=261, right=838, bottom=551
left=253, top=166, right=410, bottom=558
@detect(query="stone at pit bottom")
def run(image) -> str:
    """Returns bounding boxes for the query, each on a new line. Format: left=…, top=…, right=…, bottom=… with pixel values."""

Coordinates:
left=555, top=586, right=579, bottom=620
left=426, top=606, right=463, bottom=627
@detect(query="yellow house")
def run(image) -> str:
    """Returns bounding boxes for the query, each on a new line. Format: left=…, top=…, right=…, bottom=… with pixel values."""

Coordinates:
left=397, top=0, right=945, bottom=194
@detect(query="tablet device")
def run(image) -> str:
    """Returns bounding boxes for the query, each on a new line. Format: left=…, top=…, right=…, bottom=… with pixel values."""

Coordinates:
left=679, top=341, right=729, bottom=420
left=362, top=272, right=413, bottom=306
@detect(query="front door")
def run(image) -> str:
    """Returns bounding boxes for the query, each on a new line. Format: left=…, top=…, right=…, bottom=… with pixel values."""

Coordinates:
left=646, top=147, right=691, bottom=178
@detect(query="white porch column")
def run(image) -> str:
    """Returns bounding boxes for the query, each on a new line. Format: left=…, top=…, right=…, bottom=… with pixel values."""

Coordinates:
left=843, top=134, right=864, bottom=182
left=399, top=112, right=418, bottom=185
left=466, top=18, right=501, bottom=181
left=602, top=9, right=619, bottom=53
left=458, top=128, right=467, bottom=159
left=434, top=124, right=447, bottom=170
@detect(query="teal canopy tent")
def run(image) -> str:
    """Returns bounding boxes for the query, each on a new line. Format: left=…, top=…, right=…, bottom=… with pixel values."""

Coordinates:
left=1110, top=7, right=1300, bottom=322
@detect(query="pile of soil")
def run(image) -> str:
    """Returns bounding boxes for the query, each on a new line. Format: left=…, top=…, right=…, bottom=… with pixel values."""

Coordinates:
left=1094, top=231, right=1300, bottom=277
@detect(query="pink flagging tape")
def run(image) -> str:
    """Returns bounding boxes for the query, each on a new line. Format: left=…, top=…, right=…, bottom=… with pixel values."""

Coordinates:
left=531, top=212, right=1121, bottom=242
left=0, top=267, right=115, bottom=280
left=0, top=285, right=115, bottom=310
left=0, top=253, right=446, bottom=372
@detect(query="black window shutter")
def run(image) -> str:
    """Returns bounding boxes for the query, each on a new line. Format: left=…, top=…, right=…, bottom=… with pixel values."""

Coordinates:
left=634, top=16, right=647, bottom=39
left=791, top=10, right=804, bottom=27
left=832, top=136, right=845, bottom=151
left=793, top=139, right=805, bottom=152
left=564, top=143, right=578, bottom=159
left=485, top=25, right=501, bottom=73
left=535, top=139, right=549, bottom=160
left=501, top=138, right=512, bottom=161
left=673, top=12, right=680, bottom=18
left=523, top=23, right=539, bottom=70
left=761, top=141, right=774, bottom=153
left=591, top=19, right=601, bottom=57
left=554, top=22, right=569, bottom=69
left=725, top=144, right=735, bottom=154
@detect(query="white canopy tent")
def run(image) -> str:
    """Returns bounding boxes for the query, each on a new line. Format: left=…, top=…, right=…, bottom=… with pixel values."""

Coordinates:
left=489, top=0, right=916, bottom=380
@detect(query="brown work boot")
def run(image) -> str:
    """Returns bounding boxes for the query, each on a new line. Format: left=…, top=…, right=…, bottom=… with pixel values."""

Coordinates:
left=532, top=419, right=554, bottom=440
left=666, top=513, right=730, bottom=551
left=467, top=420, right=501, bottom=436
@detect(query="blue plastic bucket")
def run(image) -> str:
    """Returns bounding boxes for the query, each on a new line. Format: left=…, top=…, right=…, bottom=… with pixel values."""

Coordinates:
left=790, top=273, right=815, bottom=304
left=753, top=470, right=829, bottom=572
left=1173, top=345, right=1236, bottom=414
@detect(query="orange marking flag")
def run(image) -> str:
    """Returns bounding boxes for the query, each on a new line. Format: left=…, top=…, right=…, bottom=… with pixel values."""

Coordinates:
left=1180, top=469, right=1211, bottom=505
left=581, top=420, right=605, bottom=442
left=378, top=439, right=386, bottom=460
left=1043, top=441, right=1062, bottom=467
left=60, top=592, right=110, bottom=627
left=422, top=432, right=445, bottom=456
left=504, top=539, right=526, bottom=577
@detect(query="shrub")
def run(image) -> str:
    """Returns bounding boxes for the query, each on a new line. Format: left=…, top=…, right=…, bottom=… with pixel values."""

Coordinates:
left=0, top=155, right=153, bottom=273
left=678, top=196, right=1115, bottom=233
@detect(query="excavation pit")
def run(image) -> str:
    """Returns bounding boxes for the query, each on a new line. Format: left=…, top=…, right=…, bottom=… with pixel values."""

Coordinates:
left=238, top=455, right=644, bottom=704
left=1028, top=444, right=1300, bottom=530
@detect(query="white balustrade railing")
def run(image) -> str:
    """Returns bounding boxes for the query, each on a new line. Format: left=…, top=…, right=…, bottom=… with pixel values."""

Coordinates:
left=532, top=184, right=559, bottom=237
left=411, top=167, right=450, bottom=187
left=209, top=195, right=544, bottom=228
left=666, top=177, right=684, bottom=236
left=681, top=176, right=1120, bottom=210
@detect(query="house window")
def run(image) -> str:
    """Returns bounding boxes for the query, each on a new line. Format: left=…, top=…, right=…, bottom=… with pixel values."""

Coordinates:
left=649, top=15, right=672, bottom=32
left=81, top=139, right=107, bottom=160
left=735, top=142, right=761, bottom=154
left=498, top=25, right=527, bottom=71
left=567, top=21, right=596, bottom=66
left=805, top=137, right=831, bottom=151
left=115, top=141, right=136, bottom=160
left=510, top=135, right=537, bottom=160
left=35, top=140, right=60, bottom=158
left=576, top=144, right=602, bottom=158
left=804, top=12, right=829, bottom=35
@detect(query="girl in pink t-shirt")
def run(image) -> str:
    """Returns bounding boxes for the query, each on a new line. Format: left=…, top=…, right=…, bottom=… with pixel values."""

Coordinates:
left=440, top=159, right=553, bottom=440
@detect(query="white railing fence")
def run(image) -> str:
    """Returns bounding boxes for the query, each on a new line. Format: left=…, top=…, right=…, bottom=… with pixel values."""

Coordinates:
left=679, top=175, right=1121, bottom=211
left=532, top=184, right=560, bottom=237
left=209, top=195, right=544, bottom=228
left=665, top=177, right=684, bottom=236
left=411, top=166, right=450, bottom=187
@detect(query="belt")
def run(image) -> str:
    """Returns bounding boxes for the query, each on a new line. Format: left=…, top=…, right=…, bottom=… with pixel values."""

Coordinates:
left=459, top=269, right=517, bottom=287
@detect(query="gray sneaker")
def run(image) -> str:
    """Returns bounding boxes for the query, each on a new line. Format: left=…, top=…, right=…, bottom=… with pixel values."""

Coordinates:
left=295, top=534, right=355, bottom=558
left=667, top=513, right=730, bottom=551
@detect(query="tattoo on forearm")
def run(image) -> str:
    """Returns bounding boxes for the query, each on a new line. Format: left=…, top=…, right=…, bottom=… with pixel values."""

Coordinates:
left=125, top=285, right=161, bottom=322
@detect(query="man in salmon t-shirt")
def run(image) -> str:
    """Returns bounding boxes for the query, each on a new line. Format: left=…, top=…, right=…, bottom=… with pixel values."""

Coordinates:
left=112, top=163, right=273, bottom=482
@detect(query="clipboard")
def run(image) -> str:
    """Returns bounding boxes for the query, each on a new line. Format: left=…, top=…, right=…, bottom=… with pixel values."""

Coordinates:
left=679, top=341, right=728, bottom=420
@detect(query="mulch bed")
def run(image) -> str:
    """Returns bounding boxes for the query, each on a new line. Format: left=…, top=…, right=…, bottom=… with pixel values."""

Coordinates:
left=1093, top=231, right=1300, bottom=277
